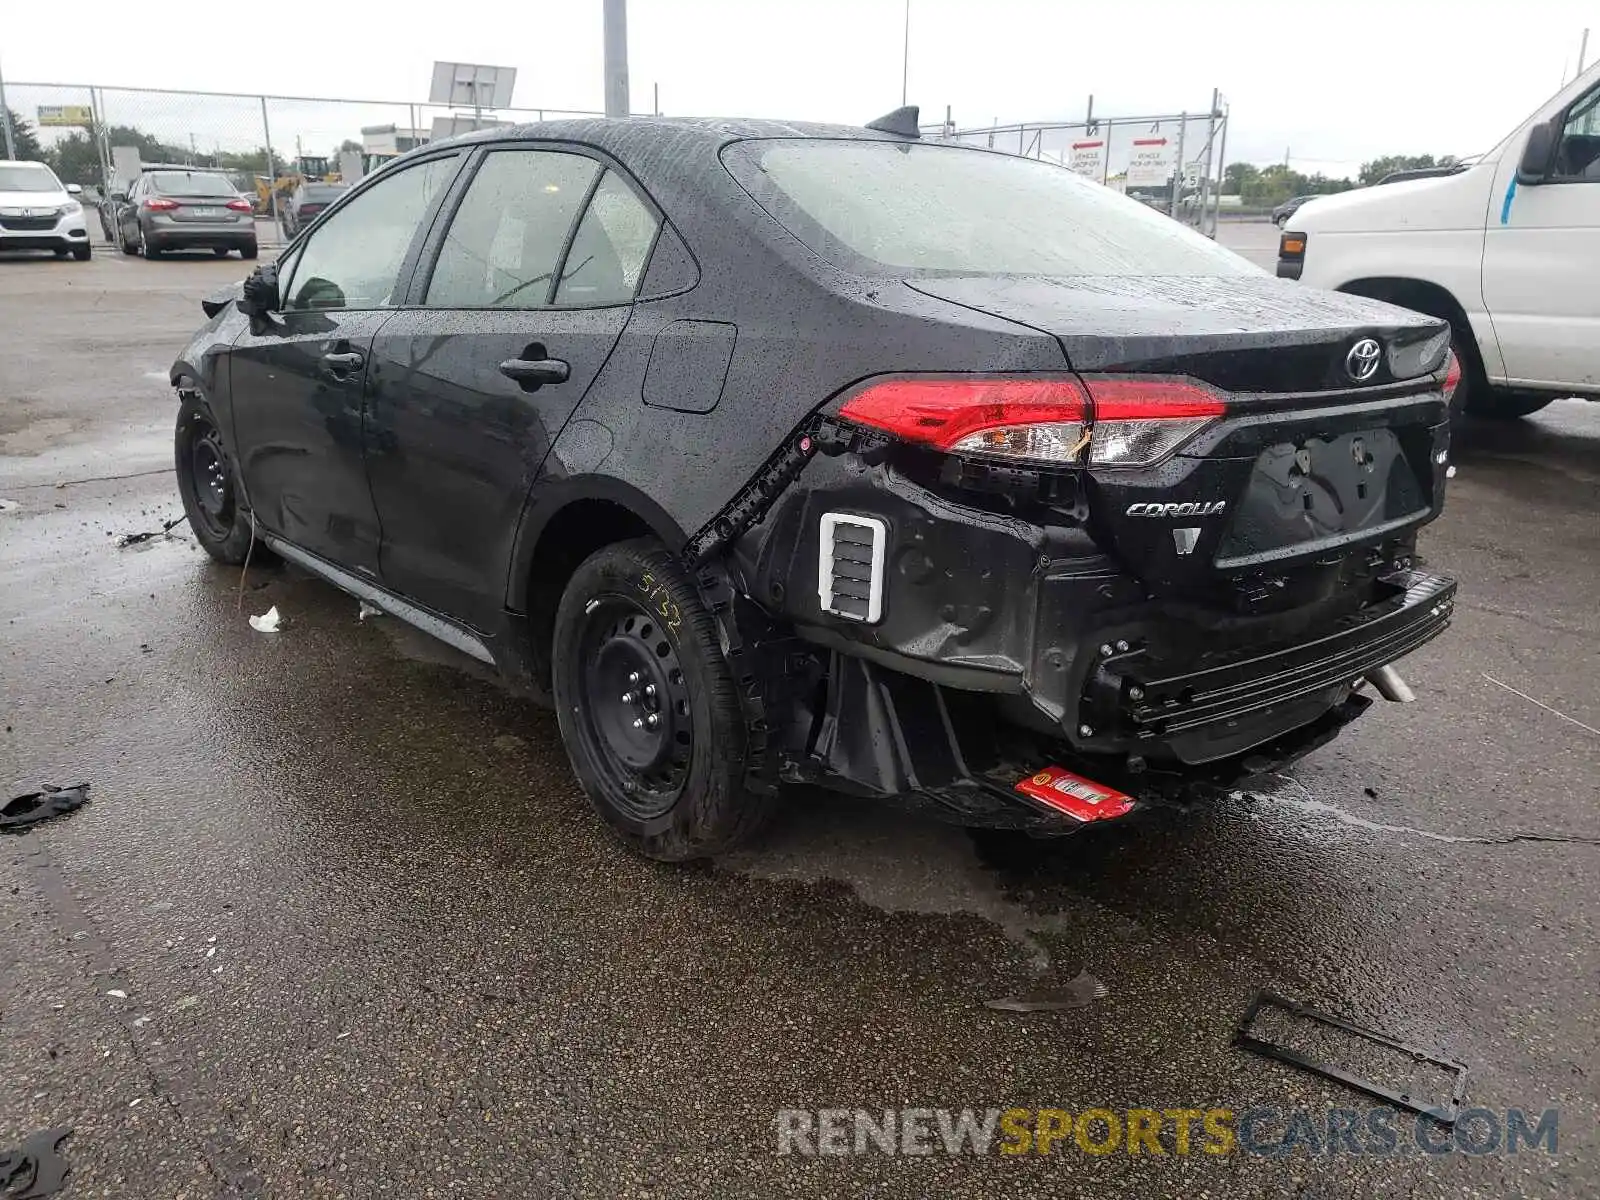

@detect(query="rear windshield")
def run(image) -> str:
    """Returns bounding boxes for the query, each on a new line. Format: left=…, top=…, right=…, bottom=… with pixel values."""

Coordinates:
left=303, top=185, right=346, bottom=202
left=0, top=163, right=63, bottom=193
left=148, top=172, right=237, bottom=197
left=722, top=139, right=1256, bottom=279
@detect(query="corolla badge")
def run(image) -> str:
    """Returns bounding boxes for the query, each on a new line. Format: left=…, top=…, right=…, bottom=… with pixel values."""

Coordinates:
left=1345, top=338, right=1382, bottom=382
left=1125, top=501, right=1227, bottom=517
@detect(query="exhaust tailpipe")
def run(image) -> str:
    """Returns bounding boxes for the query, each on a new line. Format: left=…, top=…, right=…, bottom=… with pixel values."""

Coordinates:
left=1364, top=664, right=1416, bottom=704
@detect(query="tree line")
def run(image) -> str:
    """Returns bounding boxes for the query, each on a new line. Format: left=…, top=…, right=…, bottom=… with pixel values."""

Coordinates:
left=1223, top=155, right=1460, bottom=205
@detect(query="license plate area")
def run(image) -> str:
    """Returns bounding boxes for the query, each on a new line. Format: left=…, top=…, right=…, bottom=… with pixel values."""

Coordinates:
left=1215, top=428, right=1426, bottom=569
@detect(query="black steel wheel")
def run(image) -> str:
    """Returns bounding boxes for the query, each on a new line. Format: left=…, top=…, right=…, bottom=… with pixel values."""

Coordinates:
left=551, top=538, right=774, bottom=861
left=174, top=394, right=263, bottom=565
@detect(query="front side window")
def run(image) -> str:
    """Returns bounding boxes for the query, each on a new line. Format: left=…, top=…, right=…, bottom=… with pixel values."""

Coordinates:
left=426, top=149, right=599, bottom=308
left=285, top=154, right=459, bottom=312
left=1554, top=84, right=1600, bottom=179
left=554, top=170, right=660, bottom=305
left=722, top=139, right=1257, bottom=278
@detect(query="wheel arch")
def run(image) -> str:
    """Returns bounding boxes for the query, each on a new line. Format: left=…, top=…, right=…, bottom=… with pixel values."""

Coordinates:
left=505, top=477, right=691, bottom=691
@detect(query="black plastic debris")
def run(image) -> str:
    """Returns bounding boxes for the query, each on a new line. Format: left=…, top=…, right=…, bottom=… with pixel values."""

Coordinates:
left=1234, top=990, right=1468, bottom=1123
left=115, top=516, right=185, bottom=548
left=0, top=1126, right=74, bottom=1198
left=985, top=968, right=1108, bottom=1013
left=1, top=785, right=91, bottom=835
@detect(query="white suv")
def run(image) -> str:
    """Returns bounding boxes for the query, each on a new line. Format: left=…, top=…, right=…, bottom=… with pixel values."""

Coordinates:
left=1278, top=61, right=1599, bottom=419
left=0, top=160, right=91, bottom=261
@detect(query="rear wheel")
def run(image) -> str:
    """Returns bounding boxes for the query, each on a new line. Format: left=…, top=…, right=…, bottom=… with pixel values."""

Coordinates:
left=175, top=394, right=260, bottom=565
left=139, top=228, right=161, bottom=259
left=551, top=538, right=772, bottom=861
left=241, top=242, right=259, bottom=261
left=1466, top=390, right=1556, bottom=420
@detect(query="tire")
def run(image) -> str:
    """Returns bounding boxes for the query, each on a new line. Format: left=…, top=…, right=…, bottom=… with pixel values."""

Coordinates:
left=72, top=245, right=90, bottom=261
left=551, top=538, right=773, bottom=861
left=139, top=228, right=161, bottom=259
left=174, top=394, right=260, bottom=565
left=1275, top=214, right=1288, bottom=227
left=120, top=234, right=137, bottom=256
left=1465, top=391, right=1556, bottom=420
left=241, top=242, right=259, bottom=261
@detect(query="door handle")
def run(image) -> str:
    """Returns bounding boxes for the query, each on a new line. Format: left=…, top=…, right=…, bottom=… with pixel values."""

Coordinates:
left=322, top=350, right=365, bottom=372
left=499, top=357, right=570, bottom=389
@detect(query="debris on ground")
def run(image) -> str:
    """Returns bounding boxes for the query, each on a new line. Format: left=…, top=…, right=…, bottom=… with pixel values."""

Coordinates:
left=358, top=601, right=381, bottom=622
left=0, top=784, right=91, bottom=835
left=0, top=1126, right=74, bottom=1198
left=248, top=606, right=282, bottom=633
left=115, top=515, right=186, bottom=547
left=984, top=968, right=1108, bottom=1013
left=0, top=498, right=19, bottom=512
left=1233, top=989, right=1467, bottom=1123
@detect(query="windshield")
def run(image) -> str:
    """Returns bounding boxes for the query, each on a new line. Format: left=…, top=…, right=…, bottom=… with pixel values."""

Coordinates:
left=722, top=139, right=1256, bottom=279
left=0, top=164, right=64, bottom=193
left=148, top=172, right=237, bottom=197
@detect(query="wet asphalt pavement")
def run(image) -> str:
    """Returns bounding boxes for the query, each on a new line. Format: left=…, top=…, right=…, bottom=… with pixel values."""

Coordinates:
left=1, top=234, right=1597, bottom=1198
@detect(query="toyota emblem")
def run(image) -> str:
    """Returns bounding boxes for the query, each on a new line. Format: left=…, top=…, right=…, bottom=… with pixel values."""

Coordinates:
left=1345, top=338, right=1382, bottom=382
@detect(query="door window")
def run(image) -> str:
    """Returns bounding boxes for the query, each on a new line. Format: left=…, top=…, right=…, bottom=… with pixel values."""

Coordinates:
left=554, top=170, right=661, bottom=305
left=425, top=149, right=599, bottom=308
left=1554, top=84, right=1600, bottom=180
left=283, top=154, right=460, bottom=312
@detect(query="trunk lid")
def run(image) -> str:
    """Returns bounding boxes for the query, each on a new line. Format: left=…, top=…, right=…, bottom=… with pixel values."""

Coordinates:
left=908, top=273, right=1453, bottom=598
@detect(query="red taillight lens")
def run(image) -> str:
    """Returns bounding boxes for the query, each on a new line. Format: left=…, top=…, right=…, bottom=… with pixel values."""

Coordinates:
left=1442, top=350, right=1462, bottom=402
left=143, top=197, right=179, bottom=211
left=226, top=198, right=252, bottom=212
left=839, top=377, right=1090, bottom=464
left=837, top=374, right=1226, bottom=468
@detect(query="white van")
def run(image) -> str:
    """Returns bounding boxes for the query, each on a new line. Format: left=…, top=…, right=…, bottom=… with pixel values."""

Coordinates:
left=1278, top=61, right=1599, bottom=419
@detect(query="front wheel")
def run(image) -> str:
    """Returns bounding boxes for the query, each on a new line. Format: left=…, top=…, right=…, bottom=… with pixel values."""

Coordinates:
left=551, top=539, right=773, bottom=861
left=241, top=242, right=259, bottom=261
left=174, top=395, right=262, bottom=565
left=72, top=245, right=91, bottom=261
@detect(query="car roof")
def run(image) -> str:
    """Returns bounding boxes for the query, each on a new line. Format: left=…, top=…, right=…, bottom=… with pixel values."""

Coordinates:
left=426, top=115, right=916, bottom=159
left=0, top=159, right=55, bottom=169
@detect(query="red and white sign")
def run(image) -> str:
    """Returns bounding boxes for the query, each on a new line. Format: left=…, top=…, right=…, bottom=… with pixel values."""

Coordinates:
left=1125, top=136, right=1177, bottom=189
left=1014, top=766, right=1136, bottom=823
left=1066, top=138, right=1106, bottom=180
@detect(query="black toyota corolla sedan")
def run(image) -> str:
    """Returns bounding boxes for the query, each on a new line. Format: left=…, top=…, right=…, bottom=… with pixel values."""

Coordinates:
left=171, top=107, right=1458, bottom=860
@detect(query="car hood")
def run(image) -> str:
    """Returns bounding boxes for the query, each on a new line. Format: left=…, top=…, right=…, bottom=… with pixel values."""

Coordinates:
left=907, top=272, right=1441, bottom=390
left=1289, top=164, right=1497, bottom=234
left=0, top=188, right=70, bottom=208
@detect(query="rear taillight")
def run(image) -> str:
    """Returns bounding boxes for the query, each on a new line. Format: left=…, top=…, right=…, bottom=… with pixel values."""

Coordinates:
left=226, top=198, right=252, bottom=212
left=837, top=375, right=1224, bottom=469
left=838, top=377, right=1090, bottom=465
left=1080, top=377, right=1225, bottom=467
left=143, top=197, right=179, bottom=211
left=1442, top=350, right=1462, bottom=403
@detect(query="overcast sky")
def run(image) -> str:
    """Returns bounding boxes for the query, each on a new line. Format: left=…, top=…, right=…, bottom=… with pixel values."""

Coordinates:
left=4, top=0, right=1595, bottom=174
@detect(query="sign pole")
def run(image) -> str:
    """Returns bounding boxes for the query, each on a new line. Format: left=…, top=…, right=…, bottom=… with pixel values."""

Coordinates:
left=0, top=53, right=17, bottom=160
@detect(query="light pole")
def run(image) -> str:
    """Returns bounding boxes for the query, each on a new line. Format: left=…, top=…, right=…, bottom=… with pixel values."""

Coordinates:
left=604, top=0, right=630, bottom=117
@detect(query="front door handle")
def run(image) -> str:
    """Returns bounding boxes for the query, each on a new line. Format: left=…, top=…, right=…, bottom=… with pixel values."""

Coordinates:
left=322, top=350, right=365, bottom=372
left=499, top=357, right=570, bottom=389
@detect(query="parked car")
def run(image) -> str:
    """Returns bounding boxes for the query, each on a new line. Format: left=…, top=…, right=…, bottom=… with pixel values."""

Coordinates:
left=116, top=169, right=257, bottom=259
left=1272, top=195, right=1316, bottom=226
left=281, top=181, right=349, bottom=238
left=0, top=160, right=91, bottom=260
left=1280, top=60, right=1599, bottom=419
left=172, top=110, right=1457, bottom=860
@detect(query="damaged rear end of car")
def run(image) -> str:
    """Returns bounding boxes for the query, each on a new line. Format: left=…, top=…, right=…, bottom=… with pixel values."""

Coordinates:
left=697, top=135, right=1459, bottom=835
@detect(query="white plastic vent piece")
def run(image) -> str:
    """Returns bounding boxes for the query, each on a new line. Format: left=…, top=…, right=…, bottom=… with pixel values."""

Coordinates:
left=818, top=513, right=887, bottom=624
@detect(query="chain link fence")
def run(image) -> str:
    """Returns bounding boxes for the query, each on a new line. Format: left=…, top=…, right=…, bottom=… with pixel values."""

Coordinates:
left=923, top=96, right=1233, bottom=235
left=4, top=81, right=603, bottom=247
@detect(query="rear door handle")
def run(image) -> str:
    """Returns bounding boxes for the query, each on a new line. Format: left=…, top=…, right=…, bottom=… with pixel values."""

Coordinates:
left=498, top=357, right=570, bottom=388
left=322, top=350, right=365, bottom=372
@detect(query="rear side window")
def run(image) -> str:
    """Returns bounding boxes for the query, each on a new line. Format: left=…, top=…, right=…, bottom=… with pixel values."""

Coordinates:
left=722, top=139, right=1256, bottom=278
left=554, top=170, right=660, bottom=305
left=426, top=150, right=599, bottom=308
left=284, top=154, right=459, bottom=311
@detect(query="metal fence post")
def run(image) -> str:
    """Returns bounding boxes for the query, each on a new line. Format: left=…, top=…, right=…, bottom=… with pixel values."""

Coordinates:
left=0, top=56, right=16, bottom=160
left=260, top=95, right=280, bottom=240
left=1171, top=113, right=1187, bottom=217
left=1212, top=102, right=1229, bottom=237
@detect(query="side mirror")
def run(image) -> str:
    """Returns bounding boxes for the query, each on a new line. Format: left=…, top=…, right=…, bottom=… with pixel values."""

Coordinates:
left=1517, top=119, right=1558, bottom=184
left=66, top=183, right=83, bottom=196
left=110, top=191, right=128, bottom=204
left=239, top=263, right=282, bottom=318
